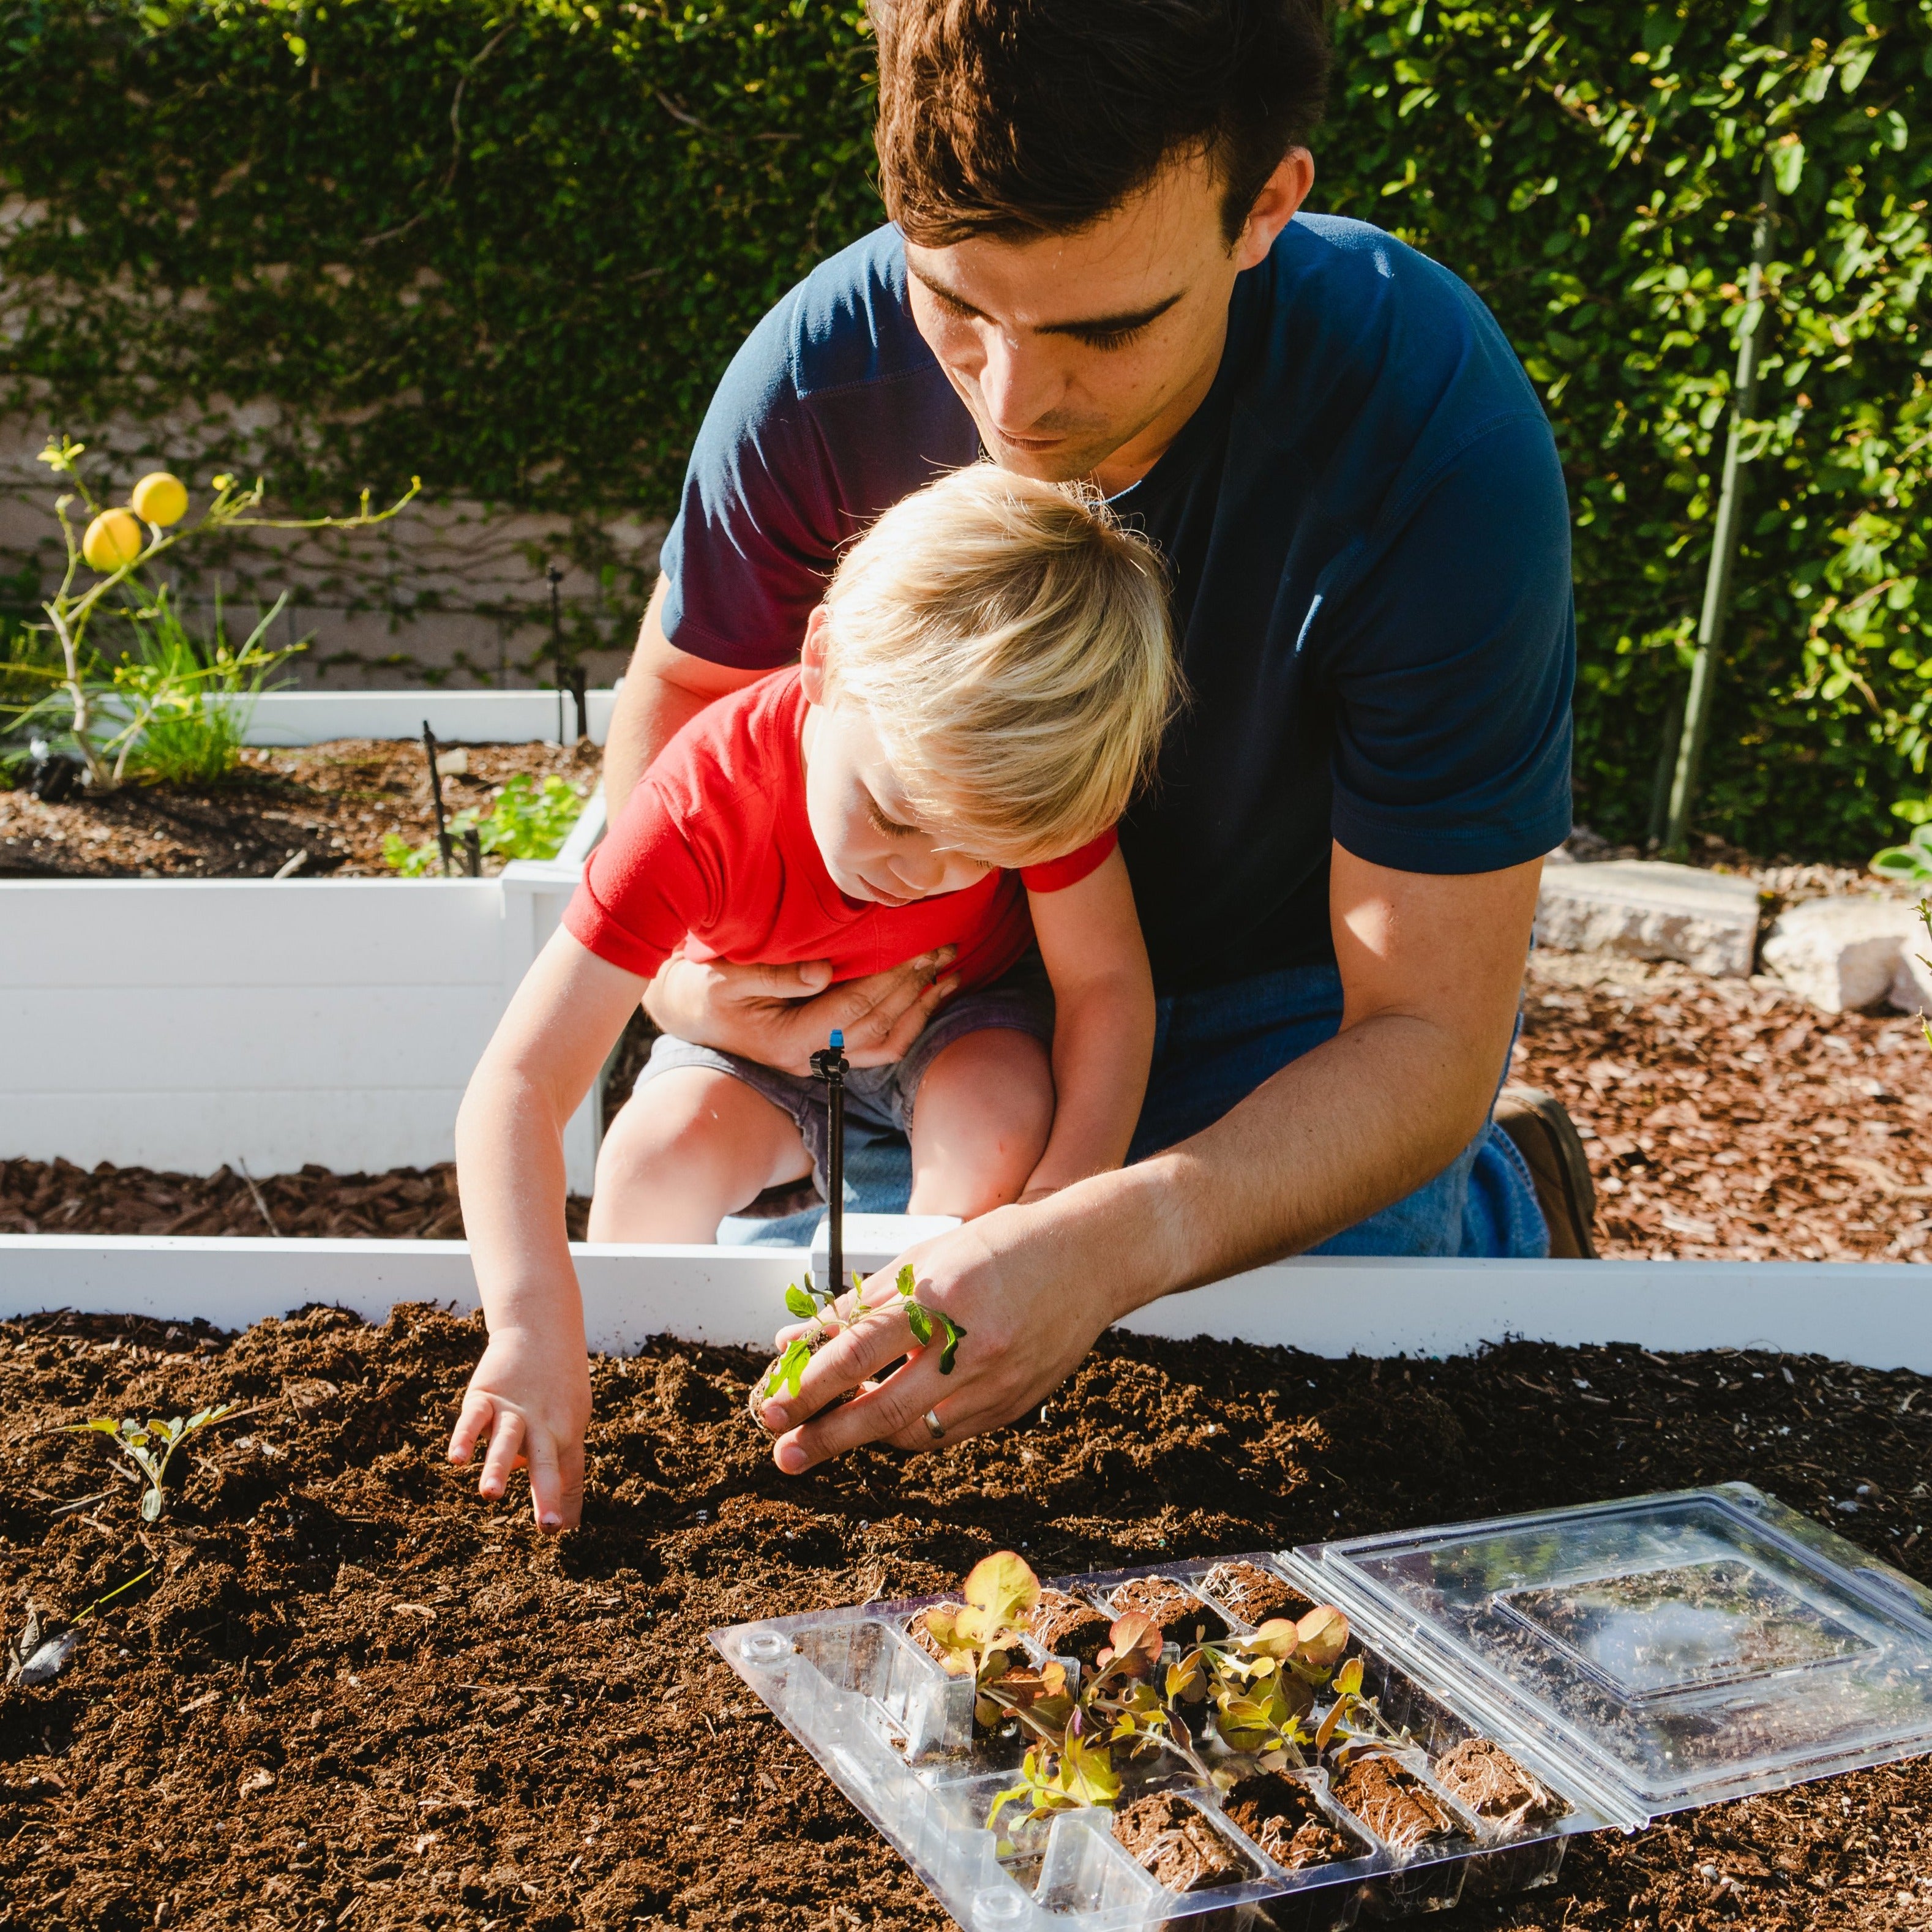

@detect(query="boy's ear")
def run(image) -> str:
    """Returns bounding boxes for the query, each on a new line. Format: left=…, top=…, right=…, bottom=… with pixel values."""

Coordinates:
left=799, top=604, right=831, bottom=705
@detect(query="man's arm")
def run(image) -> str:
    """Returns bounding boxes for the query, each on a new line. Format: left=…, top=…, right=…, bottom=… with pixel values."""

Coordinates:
left=603, top=574, right=765, bottom=814
left=754, top=845, right=1542, bottom=1467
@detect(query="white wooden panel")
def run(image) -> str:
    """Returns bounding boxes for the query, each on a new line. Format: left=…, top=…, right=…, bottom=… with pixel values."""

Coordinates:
left=0, top=880, right=507, bottom=989
left=6, top=986, right=503, bottom=1091
left=2, top=1092, right=471, bottom=1176
left=1, top=1243, right=1927, bottom=1374
left=234, top=687, right=617, bottom=747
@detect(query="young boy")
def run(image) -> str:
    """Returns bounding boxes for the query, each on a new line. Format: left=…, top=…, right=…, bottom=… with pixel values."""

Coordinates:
left=447, top=465, right=1176, bottom=1524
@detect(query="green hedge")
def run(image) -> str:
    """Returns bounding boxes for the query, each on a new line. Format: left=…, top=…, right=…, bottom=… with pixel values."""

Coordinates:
left=2, top=0, right=1928, bottom=856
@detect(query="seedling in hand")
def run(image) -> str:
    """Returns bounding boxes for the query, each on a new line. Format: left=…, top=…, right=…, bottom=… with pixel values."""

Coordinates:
left=64, top=1402, right=249, bottom=1522
left=760, top=1264, right=965, bottom=1407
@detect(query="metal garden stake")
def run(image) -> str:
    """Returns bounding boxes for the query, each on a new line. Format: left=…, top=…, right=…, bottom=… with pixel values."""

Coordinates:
left=421, top=721, right=454, bottom=876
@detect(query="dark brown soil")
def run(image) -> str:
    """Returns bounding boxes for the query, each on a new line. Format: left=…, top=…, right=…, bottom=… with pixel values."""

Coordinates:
left=0, top=738, right=598, bottom=878
left=1106, top=1574, right=1229, bottom=1646
left=0, top=1157, right=591, bottom=1242
left=1027, top=1587, right=1113, bottom=1666
left=1432, top=1738, right=1568, bottom=1833
left=1328, top=1753, right=1464, bottom=1854
left=1112, top=1792, right=1252, bottom=1891
left=1201, top=1558, right=1313, bottom=1628
left=1221, top=1771, right=1360, bottom=1871
left=3, top=1313, right=1932, bottom=1927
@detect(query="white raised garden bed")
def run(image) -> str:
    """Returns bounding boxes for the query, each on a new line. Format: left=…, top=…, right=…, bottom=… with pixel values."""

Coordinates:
left=2, top=688, right=616, bottom=1191
left=0, top=1238, right=1926, bottom=1372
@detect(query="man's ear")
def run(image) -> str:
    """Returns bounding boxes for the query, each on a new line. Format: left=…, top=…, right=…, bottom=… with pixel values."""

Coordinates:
left=799, top=604, right=831, bottom=705
left=1232, top=150, right=1314, bottom=271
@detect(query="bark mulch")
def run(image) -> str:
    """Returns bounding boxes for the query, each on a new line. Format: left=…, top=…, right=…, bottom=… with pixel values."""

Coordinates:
left=1, top=1309, right=1929, bottom=1929
left=1516, top=948, right=1930, bottom=1262
left=0, top=739, right=600, bottom=879
left=10, top=943, right=1926, bottom=1262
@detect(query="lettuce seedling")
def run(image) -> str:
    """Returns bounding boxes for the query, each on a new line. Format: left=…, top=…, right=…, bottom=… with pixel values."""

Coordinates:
left=915, top=1552, right=1075, bottom=1737
left=761, top=1264, right=966, bottom=1405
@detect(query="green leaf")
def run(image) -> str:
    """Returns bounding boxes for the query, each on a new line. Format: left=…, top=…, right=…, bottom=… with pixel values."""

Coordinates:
left=764, top=1338, right=811, bottom=1401
left=895, top=1264, right=916, bottom=1301
left=937, top=1314, right=966, bottom=1376
left=140, top=1488, right=161, bottom=1524
left=784, top=1284, right=816, bottom=1320
left=905, top=1303, right=932, bottom=1347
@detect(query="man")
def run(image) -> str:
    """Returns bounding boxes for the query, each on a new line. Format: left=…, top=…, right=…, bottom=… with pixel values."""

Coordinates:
left=602, top=0, right=1590, bottom=1486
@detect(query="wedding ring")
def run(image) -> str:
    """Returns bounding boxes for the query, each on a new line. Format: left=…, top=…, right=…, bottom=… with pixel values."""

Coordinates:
left=922, top=1408, right=945, bottom=1441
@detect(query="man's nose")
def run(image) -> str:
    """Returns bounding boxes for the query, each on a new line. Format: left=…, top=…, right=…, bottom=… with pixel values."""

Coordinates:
left=977, top=331, right=1062, bottom=435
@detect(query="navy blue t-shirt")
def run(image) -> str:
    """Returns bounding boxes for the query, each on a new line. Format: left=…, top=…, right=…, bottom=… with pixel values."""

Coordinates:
left=661, top=215, right=1574, bottom=996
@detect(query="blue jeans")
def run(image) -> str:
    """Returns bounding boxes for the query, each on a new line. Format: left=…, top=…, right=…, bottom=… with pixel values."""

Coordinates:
left=723, top=960, right=1548, bottom=1258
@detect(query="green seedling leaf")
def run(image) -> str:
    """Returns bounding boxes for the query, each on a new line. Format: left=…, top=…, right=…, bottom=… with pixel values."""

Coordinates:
left=763, top=1337, right=812, bottom=1402
left=895, top=1264, right=916, bottom=1302
left=1333, top=1656, right=1365, bottom=1699
left=936, top=1311, right=965, bottom=1374
left=783, top=1284, right=817, bottom=1320
left=905, top=1302, right=934, bottom=1348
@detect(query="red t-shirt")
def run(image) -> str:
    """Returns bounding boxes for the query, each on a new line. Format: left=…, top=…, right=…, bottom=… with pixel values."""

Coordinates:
left=565, top=668, right=1114, bottom=990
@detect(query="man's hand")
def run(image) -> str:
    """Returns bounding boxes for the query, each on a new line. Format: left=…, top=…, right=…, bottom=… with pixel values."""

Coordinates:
left=752, top=1185, right=1164, bottom=1468
left=447, top=1328, right=594, bottom=1533
left=749, top=848, right=1544, bottom=1470
left=642, top=948, right=957, bottom=1075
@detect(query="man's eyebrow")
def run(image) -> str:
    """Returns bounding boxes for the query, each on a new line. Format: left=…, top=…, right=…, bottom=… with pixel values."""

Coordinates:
left=908, top=266, right=1184, bottom=338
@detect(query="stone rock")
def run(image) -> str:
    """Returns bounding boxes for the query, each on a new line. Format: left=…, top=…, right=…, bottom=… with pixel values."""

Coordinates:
left=1536, top=861, right=1762, bottom=978
left=1891, top=916, right=1932, bottom=1014
left=1760, top=897, right=1920, bottom=1013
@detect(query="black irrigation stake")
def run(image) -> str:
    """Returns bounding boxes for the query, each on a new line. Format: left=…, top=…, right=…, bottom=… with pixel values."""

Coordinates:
left=463, top=826, right=482, bottom=877
left=548, top=564, right=567, bottom=745
left=422, top=721, right=454, bottom=877
left=811, top=1027, right=848, bottom=1298
left=568, top=663, right=588, bottom=744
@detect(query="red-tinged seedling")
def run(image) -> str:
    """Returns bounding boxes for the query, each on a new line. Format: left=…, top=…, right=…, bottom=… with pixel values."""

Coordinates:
left=1167, top=1603, right=1356, bottom=1769
left=760, top=1263, right=966, bottom=1408
left=912, top=1553, right=1076, bottom=1740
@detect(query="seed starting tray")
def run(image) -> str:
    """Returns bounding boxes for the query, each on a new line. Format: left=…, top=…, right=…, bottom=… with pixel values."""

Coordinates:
left=713, top=1485, right=1932, bottom=1930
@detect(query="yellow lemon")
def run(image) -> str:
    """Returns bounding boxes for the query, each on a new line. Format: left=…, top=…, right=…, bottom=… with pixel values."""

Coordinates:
left=81, top=507, right=144, bottom=572
left=130, top=471, right=189, bottom=526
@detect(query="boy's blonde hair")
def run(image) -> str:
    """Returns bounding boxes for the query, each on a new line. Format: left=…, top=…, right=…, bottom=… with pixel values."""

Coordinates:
left=818, top=464, right=1178, bottom=867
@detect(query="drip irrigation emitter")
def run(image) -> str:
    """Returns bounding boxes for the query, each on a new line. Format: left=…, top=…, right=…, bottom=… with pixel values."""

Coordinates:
left=811, top=1027, right=849, bottom=1297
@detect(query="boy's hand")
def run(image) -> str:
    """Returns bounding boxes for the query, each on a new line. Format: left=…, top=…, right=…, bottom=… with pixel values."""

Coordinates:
left=642, top=948, right=956, bottom=1074
left=447, top=1328, right=593, bottom=1533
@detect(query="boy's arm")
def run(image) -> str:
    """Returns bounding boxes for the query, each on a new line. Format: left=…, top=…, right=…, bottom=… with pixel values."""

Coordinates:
left=448, top=929, right=651, bottom=1532
left=1021, top=846, right=1155, bottom=1201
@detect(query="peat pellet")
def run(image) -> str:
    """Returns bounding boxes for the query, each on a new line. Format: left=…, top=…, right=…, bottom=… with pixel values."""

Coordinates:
left=1329, top=1754, right=1466, bottom=1854
left=1221, top=1772, right=1360, bottom=1872
left=1028, top=1589, right=1113, bottom=1666
left=1201, top=1560, right=1314, bottom=1628
left=1107, top=1575, right=1229, bottom=1646
left=1432, top=1738, right=1570, bottom=1833
left=1112, top=1792, right=1253, bottom=1892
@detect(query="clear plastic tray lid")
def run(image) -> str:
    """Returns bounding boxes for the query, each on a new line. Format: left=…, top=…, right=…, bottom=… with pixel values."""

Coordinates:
left=1292, top=1482, right=1932, bottom=1827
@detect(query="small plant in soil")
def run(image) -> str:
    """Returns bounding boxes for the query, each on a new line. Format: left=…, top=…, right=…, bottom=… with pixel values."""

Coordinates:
left=1167, top=1605, right=1355, bottom=1764
left=64, top=1401, right=249, bottom=1521
left=3, top=436, right=416, bottom=792
left=758, top=1264, right=964, bottom=1408
left=6, top=1568, right=152, bottom=1689
left=382, top=771, right=587, bottom=875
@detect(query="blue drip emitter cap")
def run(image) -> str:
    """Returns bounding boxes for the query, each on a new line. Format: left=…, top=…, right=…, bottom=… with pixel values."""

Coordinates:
left=829, top=1028, right=844, bottom=1050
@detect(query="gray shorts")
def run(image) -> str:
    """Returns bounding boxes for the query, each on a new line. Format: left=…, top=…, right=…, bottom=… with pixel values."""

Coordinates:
left=631, top=949, right=1055, bottom=1200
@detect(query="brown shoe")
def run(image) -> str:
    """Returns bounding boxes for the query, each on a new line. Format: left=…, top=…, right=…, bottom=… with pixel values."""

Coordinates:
left=1494, top=1087, right=1599, bottom=1259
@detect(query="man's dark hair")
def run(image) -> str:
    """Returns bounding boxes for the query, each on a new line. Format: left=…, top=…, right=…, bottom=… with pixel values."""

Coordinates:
left=870, top=0, right=1330, bottom=247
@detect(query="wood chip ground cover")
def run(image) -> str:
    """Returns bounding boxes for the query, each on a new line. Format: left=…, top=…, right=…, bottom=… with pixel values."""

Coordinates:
left=0, top=740, right=598, bottom=879
left=2, top=1307, right=1931, bottom=1930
